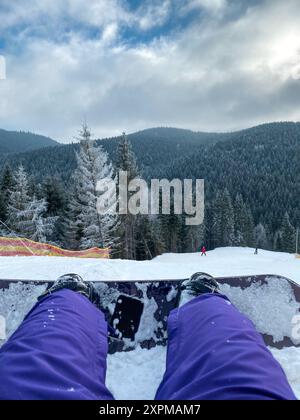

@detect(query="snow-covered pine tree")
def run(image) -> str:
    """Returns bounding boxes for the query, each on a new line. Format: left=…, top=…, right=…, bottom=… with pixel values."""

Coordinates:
left=185, top=222, right=206, bottom=253
left=42, top=178, right=66, bottom=217
left=7, top=165, right=33, bottom=238
left=0, top=165, right=14, bottom=227
left=115, top=132, right=139, bottom=259
left=71, top=124, right=117, bottom=250
left=159, top=211, right=183, bottom=253
left=117, top=132, right=139, bottom=180
left=254, top=223, right=268, bottom=250
left=135, top=215, right=156, bottom=260
left=7, top=166, right=57, bottom=242
left=234, top=194, right=254, bottom=247
left=61, top=191, right=81, bottom=250
left=27, top=196, right=57, bottom=243
left=244, top=207, right=255, bottom=247
left=234, top=194, right=247, bottom=246
left=148, top=215, right=166, bottom=257
left=201, top=202, right=213, bottom=250
left=42, top=177, right=66, bottom=245
left=212, top=189, right=234, bottom=248
left=221, top=189, right=235, bottom=246
left=280, top=212, right=295, bottom=253
left=273, top=229, right=283, bottom=252
left=211, top=191, right=223, bottom=248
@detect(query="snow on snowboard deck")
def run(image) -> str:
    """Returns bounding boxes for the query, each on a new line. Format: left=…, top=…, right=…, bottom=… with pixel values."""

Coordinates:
left=0, top=275, right=300, bottom=353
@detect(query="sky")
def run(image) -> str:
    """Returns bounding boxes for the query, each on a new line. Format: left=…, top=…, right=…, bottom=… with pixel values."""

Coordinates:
left=0, top=0, right=300, bottom=142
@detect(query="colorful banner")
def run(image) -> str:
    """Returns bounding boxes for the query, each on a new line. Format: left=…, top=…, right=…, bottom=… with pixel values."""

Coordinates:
left=0, top=237, right=109, bottom=259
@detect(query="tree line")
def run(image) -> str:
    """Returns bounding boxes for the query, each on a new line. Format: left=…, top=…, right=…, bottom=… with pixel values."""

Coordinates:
left=0, top=124, right=298, bottom=258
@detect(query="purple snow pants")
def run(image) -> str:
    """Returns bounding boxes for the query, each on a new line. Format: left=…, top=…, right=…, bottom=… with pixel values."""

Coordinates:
left=155, top=294, right=296, bottom=400
left=0, top=290, right=296, bottom=400
left=0, top=289, right=114, bottom=400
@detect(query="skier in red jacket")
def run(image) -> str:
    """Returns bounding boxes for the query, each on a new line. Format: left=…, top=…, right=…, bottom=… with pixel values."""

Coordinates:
left=201, top=246, right=207, bottom=256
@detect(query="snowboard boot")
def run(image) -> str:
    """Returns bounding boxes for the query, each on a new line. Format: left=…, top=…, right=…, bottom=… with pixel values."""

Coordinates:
left=179, top=272, right=220, bottom=306
left=38, top=273, right=100, bottom=306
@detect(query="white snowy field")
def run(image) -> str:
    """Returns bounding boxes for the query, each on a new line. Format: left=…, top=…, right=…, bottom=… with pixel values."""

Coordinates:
left=0, top=247, right=300, bottom=400
left=0, top=246, right=299, bottom=283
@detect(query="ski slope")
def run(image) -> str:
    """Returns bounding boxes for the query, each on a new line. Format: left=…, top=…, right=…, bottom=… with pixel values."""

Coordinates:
left=0, top=247, right=300, bottom=399
left=0, top=247, right=299, bottom=283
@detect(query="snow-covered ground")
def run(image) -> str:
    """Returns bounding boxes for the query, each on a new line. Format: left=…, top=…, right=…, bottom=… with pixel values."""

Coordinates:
left=0, top=247, right=299, bottom=283
left=0, top=247, right=300, bottom=399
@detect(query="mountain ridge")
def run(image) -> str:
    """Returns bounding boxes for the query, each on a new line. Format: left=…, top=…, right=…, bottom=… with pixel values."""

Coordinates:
left=0, top=129, right=59, bottom=154
left=1, top=121, right=299, bottom=154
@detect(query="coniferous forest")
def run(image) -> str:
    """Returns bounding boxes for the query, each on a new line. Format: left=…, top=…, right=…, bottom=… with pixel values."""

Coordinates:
left=0, top=121, right=299, bottom=259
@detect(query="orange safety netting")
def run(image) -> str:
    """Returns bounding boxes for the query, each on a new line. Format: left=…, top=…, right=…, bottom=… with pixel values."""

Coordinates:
left=0, top=237, right=110, bottom=258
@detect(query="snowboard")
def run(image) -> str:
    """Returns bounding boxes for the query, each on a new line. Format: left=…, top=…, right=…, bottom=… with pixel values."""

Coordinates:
left=0, top=274, right=299, bottom=353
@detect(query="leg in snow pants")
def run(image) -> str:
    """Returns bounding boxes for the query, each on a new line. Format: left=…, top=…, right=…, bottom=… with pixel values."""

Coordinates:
left=156, top=294, right=296, bottom=400
left=0, top=289, right=114, bottom=400
left=0, top=290, right=296, bottom=400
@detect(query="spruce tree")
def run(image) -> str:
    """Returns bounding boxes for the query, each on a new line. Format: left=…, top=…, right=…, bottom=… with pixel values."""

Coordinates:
left=61, top=190, right=80, bottom=250
left=6, top=166, right=56, bottom=242
left=42, top=178, right=66, bottom=245
left=27, top=196, right=57, bottom=243
left=211, top=191, right=223, bottom=248
left=280, top=212, right=295, bottom=253
left=234, top=194, right=254, bottom=247
left=70, top=124, right=117, bottom=250
left=222, top=189, right=235, bottom=246
left=234, top=194, right=247, bottom=246
left=7, top=165, right=33, bottom=237
left=115, top=133, right=139, bottom=259
left=254, top=223, right=268, bottom=250
left=212, top=189, right=234, bottom=248
left=202, top=202, right=213, bottom=250
left=0, top=165, right=14, bottom=224
left=135, top=215, right=155, bottom=260
left=244, top=207, right=255, bottom=247
left=165, top=213, right=182, bottom=253
left=42, top=178, right=65, bottom=216
left=149, top=216, right=166, bottom=257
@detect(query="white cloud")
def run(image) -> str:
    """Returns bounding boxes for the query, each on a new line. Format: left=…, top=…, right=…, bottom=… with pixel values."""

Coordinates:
left=137, top=0, right=171, bottom=31
left=66, top=0, right=131, bottom=27
left=1, top=0, right=300, bottom=141
left=0, top=56, right=6, bottom=80
left=0, top=0, right=172, bottom=35
left=102, top=23, right=119, bottom=44
left=180, top=0, right=227, bottom=16
left=0, top=0, right=62, bottom=31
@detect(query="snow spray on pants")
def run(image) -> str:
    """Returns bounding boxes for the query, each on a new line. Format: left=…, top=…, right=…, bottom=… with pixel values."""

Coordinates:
left=156, top=294, right=296, bottom=400
left=0, top=290, right=296, bottom=400
left=0, top=289, right=114, bottom=400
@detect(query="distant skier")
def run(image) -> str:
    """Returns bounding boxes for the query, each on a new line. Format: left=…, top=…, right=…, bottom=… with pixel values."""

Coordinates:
left=201, top=246, right=207, bottom=256
left=0, top=273, right=296, bottom=400
left=254, top=248, right=258, bottom=255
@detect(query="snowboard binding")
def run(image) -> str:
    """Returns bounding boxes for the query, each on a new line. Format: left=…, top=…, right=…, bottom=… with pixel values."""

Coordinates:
left=38, top=273, right=100, bottom=306
left=181, top=272, right=220, bottom=296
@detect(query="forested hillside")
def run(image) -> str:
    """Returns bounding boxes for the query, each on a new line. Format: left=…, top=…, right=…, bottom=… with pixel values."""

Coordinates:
left=0, top=127, right=230, bottom=181
left=0, top=122, right=298, bottom=257
left=165, top=122, right=300, bottom=231
left=0, top=129, right=58, bottom=154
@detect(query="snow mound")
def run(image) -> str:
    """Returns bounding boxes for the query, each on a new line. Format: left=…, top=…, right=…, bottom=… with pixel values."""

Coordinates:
left=107, top=345, right=166, bottom=400
left=270, top=347, right=300, bottom=398
left=0, top=282, right=47, bottom=345
left=220, top=276, right=300, bottom=343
